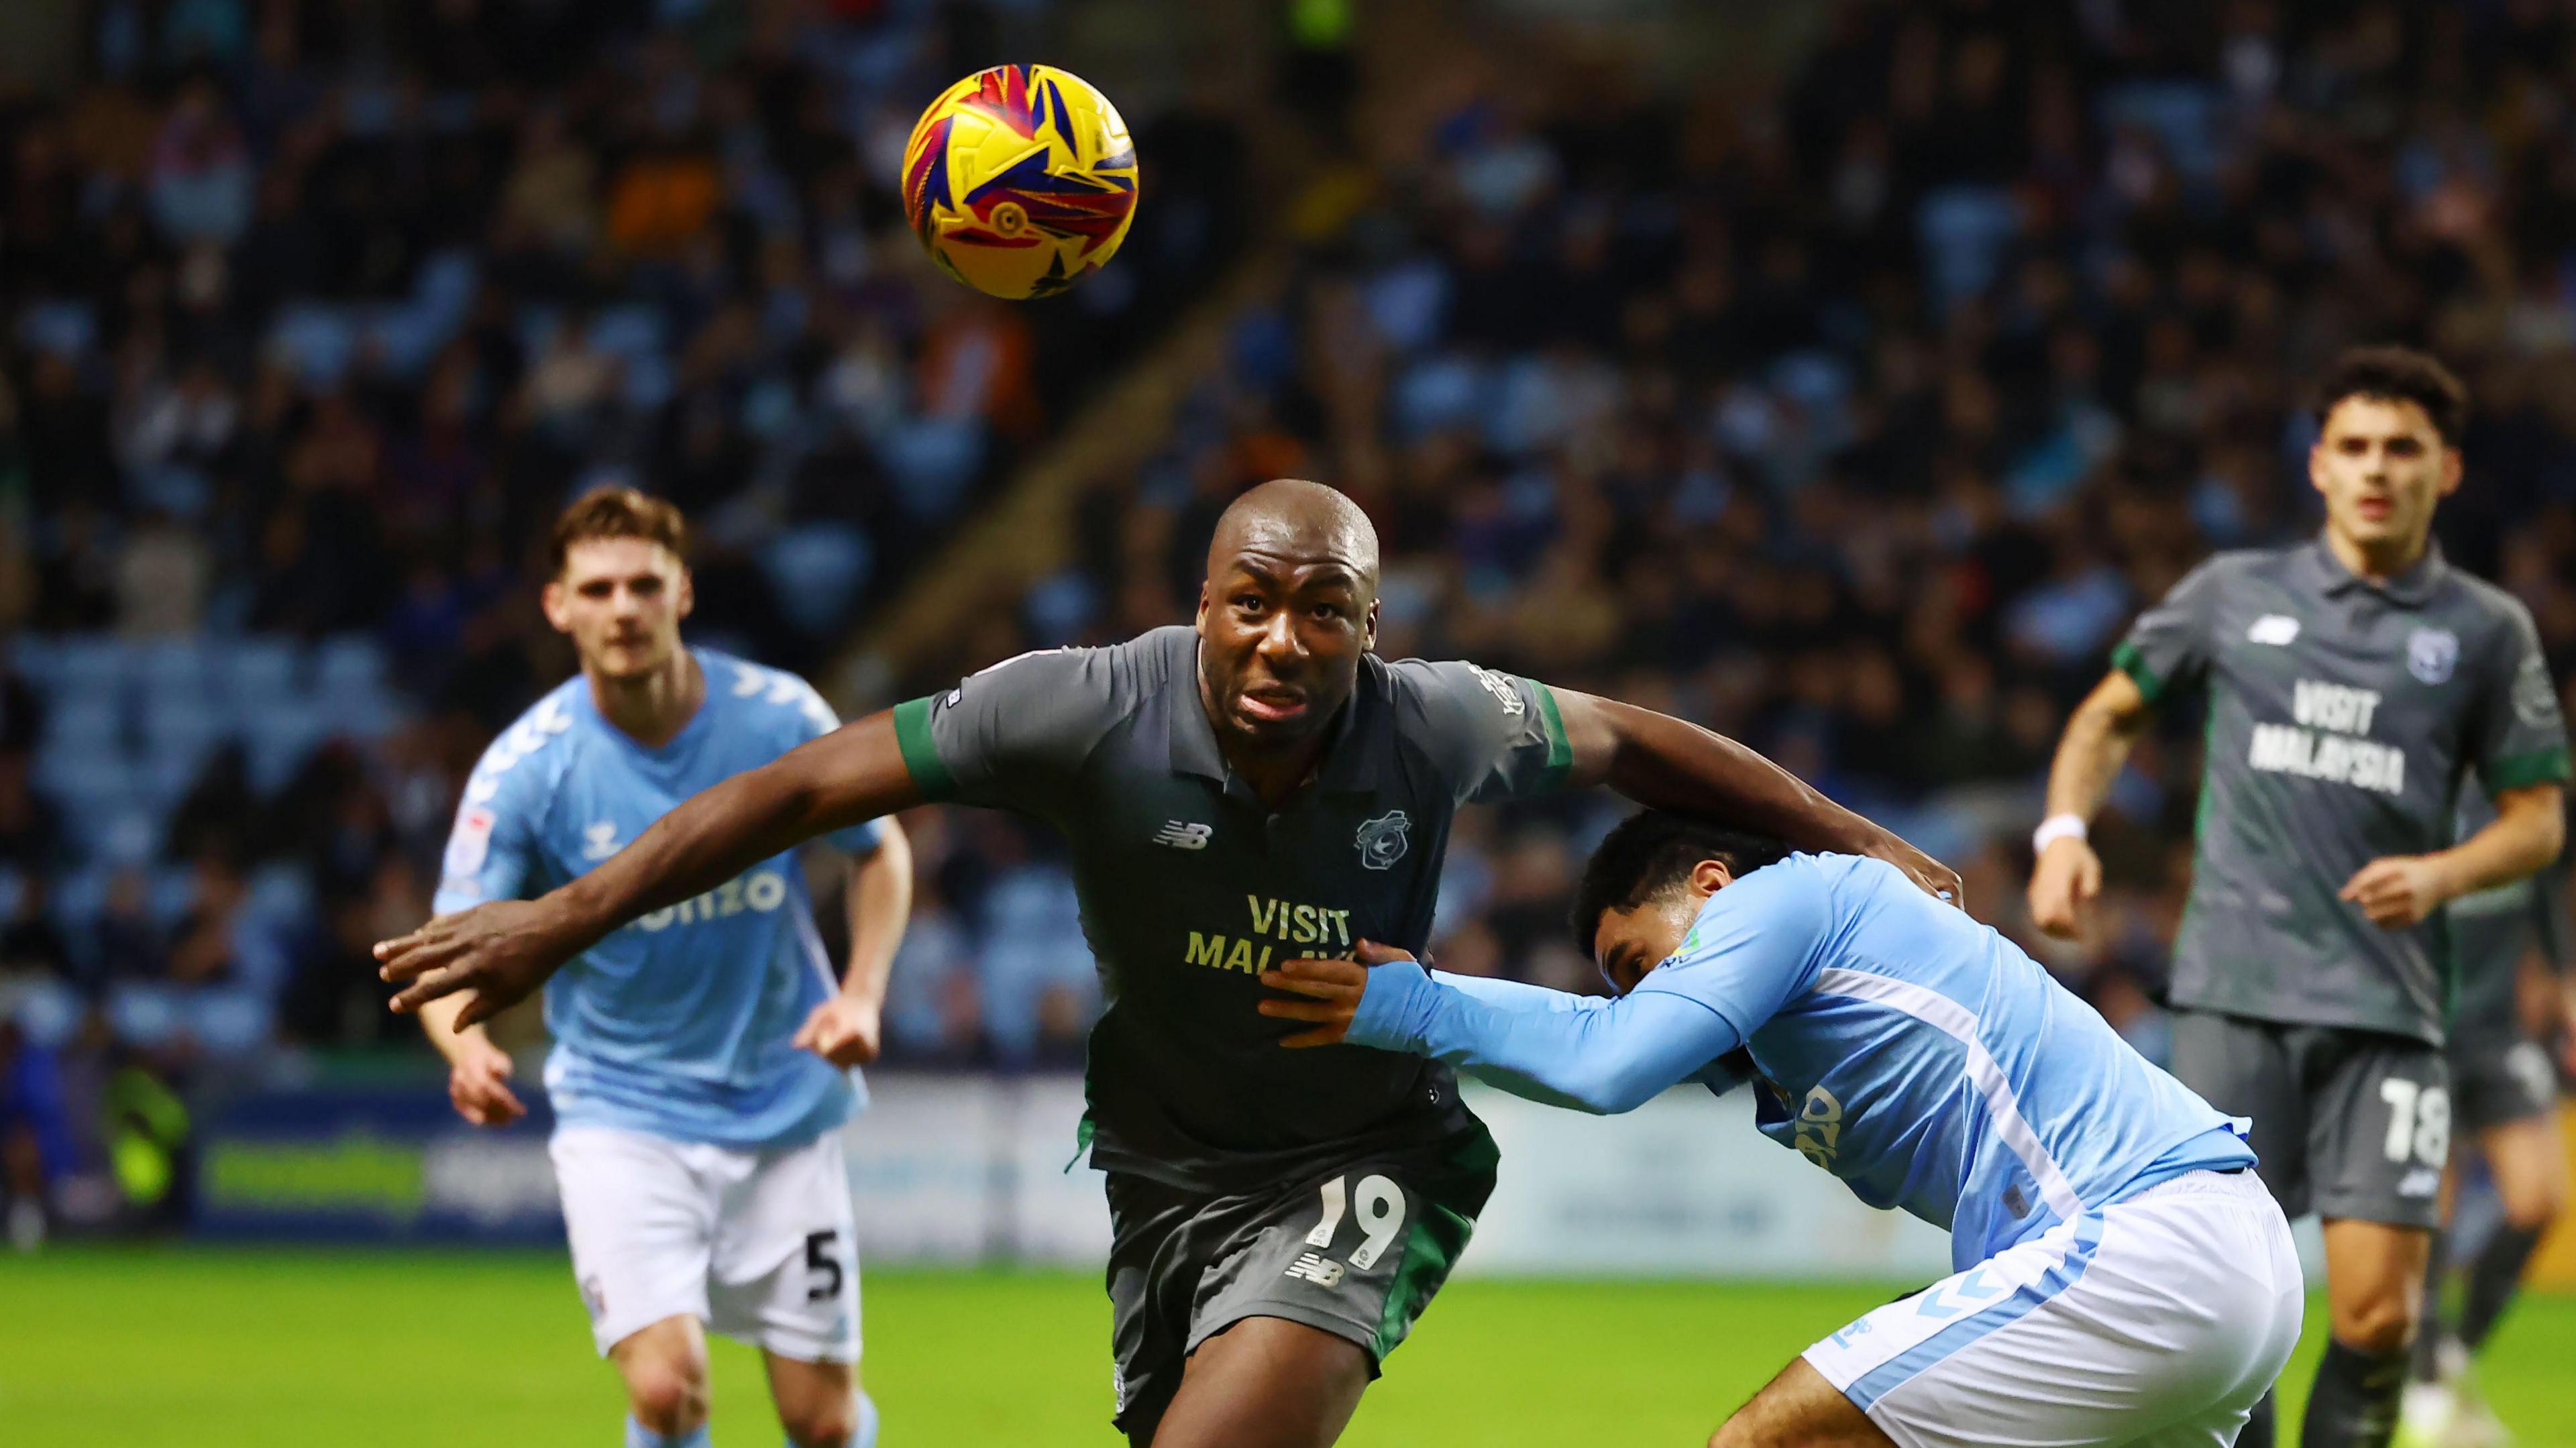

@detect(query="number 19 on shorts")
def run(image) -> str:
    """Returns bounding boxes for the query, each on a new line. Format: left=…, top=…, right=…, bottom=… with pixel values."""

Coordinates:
left=2379, top=1078, right=2450, bottom=1166
left=1305, top=1174, right=1408, bottom=1270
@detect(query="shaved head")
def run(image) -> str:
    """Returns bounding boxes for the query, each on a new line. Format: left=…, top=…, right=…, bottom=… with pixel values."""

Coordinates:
left=1195, top=479, right=1383, bottom=775
left=1205, top=479, right=1381, bottom=594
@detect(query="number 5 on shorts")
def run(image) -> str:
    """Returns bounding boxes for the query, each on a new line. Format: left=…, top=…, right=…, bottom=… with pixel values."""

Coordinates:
left=1303, top=1174, right=1407, bottom=1270
left=804, top=1229, right=845, bottom=1302
left=2377, top=1078, right=2450, bottom=1166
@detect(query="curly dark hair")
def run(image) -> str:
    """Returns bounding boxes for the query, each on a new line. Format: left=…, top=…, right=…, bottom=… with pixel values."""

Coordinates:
left=1569, top=810, right=1791, bottom=958
left=2314, top=344, right=2469, bottom=446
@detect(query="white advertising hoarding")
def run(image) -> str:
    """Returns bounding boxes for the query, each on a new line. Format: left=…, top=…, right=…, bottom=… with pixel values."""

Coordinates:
left=839, top=1074, right=1963, bottom=1280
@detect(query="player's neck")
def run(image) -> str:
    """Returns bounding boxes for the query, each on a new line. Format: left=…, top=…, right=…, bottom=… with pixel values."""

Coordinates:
left=2322, top=522, right=2430, bottom=586
left=586, top=647, right=704, bottom=749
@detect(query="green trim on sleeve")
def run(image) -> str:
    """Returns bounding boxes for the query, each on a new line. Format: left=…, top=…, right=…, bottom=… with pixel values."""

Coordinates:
left=2108, top=640, right=2166, bottom=704
left=891, top=696, right=958, bottom=800
left=2485, top=745, right=2573, bottom=793
left=1532, top=681, right=1575, bottom=792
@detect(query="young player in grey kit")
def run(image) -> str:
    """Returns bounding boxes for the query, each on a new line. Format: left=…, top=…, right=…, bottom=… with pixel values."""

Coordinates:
left=376, top=478, right=1960, bottom=1448
left=2026, top=347, right=2569, bottom=1448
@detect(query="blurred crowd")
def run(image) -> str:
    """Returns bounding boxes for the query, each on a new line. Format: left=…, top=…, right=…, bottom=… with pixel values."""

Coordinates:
left=0, top=0, right=1248, bottom=1228
left=16, top=0, right=2576, bottom=1230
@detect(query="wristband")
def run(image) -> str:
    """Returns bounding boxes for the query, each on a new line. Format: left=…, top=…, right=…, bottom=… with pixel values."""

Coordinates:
left=2032, top=814, right=2088, bottom=855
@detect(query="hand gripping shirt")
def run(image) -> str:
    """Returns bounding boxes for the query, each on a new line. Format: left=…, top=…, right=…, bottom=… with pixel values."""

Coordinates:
left=2112, top=539, right=2569, bottom=1044
left=890, top=626, right=1572, bottom=1191
left=433, top=651, right=888, bottom=1149
left=1349, top=854, right=2255, bottom=1270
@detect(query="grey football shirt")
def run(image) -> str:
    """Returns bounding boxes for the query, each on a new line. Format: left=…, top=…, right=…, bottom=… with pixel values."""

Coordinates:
left=2443, top=788, right=2567, bottom=1046
left=2113, top=538, right=2569, bottom=1045
left=889, top=626, right=1572, bottom=1190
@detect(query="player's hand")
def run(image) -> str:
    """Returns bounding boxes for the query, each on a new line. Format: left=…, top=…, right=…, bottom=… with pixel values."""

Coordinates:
left=1258, top=940, right=1415, bottom=1048
left=447, top=1040, right=527, bottom=1128
left=2339, top=854, right=2453, bottom=930
left=2026, top=836, right=2102, bottom=940
left=376, top=899, right=580, bottom=1028
left=794, top=995, right=884, bottom=1068
left=1866, top=834, right=1964, bottom=909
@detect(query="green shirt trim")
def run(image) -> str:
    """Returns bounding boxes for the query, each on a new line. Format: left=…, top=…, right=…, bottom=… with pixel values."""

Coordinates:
left=2108, top=640, right=2166, bottom=704
left=1532, top=681, right=1574, bottom=792
left=891, top=696, right=957, bottom=800
left=2485, top=745, right=2573, bottom=793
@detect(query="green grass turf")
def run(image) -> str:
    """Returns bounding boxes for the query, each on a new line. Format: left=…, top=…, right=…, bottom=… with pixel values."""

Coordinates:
left=4, top=1247, right=2573, bottom=1445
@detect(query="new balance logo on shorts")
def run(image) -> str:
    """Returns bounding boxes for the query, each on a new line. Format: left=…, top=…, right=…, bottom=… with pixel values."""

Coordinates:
left=1152, top=820, right=1212, bottom=850
left=2398, top=1167, right=2441, bottom=1199
left=1283, top=1251, right=1346, bottom=1286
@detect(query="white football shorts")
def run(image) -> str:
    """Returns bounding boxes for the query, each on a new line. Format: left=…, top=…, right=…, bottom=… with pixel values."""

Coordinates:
left=550, top=1125, right=861, bottom=1363
left=1803, top=1168, right=2302, bottom=1448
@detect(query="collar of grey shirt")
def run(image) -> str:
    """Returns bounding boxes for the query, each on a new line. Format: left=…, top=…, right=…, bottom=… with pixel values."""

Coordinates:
left=2294, top=533, right=2447, bottom=607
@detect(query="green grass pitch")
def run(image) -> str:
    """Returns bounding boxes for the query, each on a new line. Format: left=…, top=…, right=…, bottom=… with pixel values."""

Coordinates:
left=6, top=1248, right=2573, bottom=1445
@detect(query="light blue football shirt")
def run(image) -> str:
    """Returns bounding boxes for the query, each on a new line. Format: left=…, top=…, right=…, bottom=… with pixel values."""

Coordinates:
left=1349, top=853, right=2255, bottom=1268
left=433, top=649, right=887, bottom=1150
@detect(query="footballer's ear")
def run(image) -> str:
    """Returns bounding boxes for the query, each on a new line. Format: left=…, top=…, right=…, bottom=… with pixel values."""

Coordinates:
left=675, top=566, right=696, bottom=621
left=1688, top=857, right=1737, bottom=895
left=1362, top=596, right=1381, bottom=653
left=539, top=579, right=571, bottom=634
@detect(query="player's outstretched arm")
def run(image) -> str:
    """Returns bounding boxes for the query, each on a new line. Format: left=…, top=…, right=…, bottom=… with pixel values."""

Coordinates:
left=378, top=712, right=926, bottom=1027
left=1548, top=689, right=1963, bottom=905
left=2027, top=669, right=2155, bottom=939
left=795, top=816, right=915, bottom=1068
left=1261, top=943, right=1739, bottom=1115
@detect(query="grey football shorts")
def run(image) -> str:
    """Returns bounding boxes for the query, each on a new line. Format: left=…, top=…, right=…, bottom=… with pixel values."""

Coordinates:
left=2449, top=1029, right=2560, bottom=1135
left=1101, top=1127, right=1497, bottom=1443
left=2169, top=1007, right=2448, bottom=1229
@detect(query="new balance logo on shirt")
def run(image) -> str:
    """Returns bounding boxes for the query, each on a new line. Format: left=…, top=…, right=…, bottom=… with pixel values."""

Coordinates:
left=1152, top=820, right=1213, bottom=850
left=2247, top=614, right=2301, bottom=646
left=1283, top=1251, right=1346, bottom=1286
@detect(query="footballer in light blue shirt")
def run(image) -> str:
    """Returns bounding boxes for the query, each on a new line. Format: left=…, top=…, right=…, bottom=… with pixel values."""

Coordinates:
left=415, top=488, right=906, bottom=1448
left=1260, top=812, right=2303, bottom=1448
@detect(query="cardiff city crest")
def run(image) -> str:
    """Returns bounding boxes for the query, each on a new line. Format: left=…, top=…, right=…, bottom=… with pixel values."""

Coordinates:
left=1355, top=810, right=1411, bottom=871
left=2407, top=627, right=2458, bottom=685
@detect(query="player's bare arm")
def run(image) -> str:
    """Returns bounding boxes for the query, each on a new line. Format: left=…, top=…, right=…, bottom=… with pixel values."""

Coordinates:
left=2027, top=669, right=2155, bottom=939
left=378, top=712, right=924, bottom=1027
left=417, top=991, right=527, bottom=1127
left=1550, top=690, right=1962, bottom=906
left=2342, top=782, right=2565, bottom=930
left=794, top=816, right=914, bottom=1068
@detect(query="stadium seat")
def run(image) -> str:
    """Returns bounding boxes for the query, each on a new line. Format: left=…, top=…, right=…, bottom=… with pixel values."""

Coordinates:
left=266, top=304, right=360, bottom=388
left=217, top=637, right=303, bottom=724
left=0, top=977, right=85, bottom=1050
left=8, top=634, right=62, bottom=691
left=313, top=636, right=388, bottom=693
left=40, top=695, right=127, bottom=764
left=244, top=712, right=330, bottom=795
left=146, top=867, right=195, bottom=930
left=877, top=419, right=984, bottom=522
left=14, top=299, right=97, bottom=359
left=762, top=524, right=875, bottom=637
left=243, top=864, right=315, bottom=936
left=138, top=638, right=217, bottom=700
left=50, top=638, right=136, bottom=702
left=49, top=865, right=110, bottom=938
